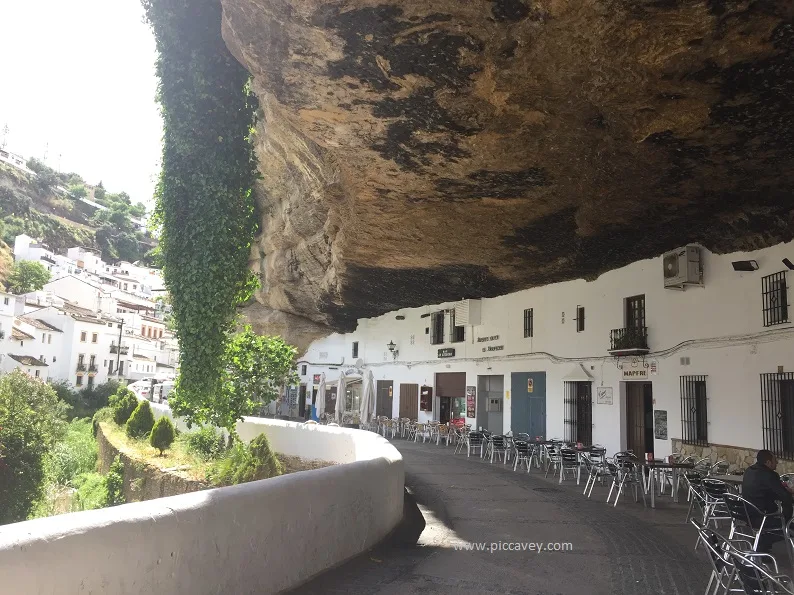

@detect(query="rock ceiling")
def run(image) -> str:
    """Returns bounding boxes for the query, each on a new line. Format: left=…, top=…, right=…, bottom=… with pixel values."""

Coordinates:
left=219, top=0, right=794, bottom=349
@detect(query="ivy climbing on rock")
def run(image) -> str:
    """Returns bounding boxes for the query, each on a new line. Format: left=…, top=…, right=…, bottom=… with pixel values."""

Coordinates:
left=142, top=0, right=259, bottom=427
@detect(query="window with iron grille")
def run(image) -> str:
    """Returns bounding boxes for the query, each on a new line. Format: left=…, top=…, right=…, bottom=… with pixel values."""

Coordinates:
left=680, top=375, right=708, bottom=446
left=301, top=364, right=307, bottom=376
left=352, top=341, right=359, bottom=358
left=564, top=382, right=592, bottom=444
left=523, top=308, right=533, bottom=338
left=430, top=311, right=445, bottom=345
left=449, top=309, right=465, bottom=343
left=625, top=295, right=646, bottom=329
left=575, top=306, right=585, bottom=332
left=760, top=373, right=794, bottom=460
left=762, top=272, right=789, bottom=327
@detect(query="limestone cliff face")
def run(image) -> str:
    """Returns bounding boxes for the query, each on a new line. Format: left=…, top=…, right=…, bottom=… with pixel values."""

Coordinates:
left=221, top=0, right=794, bottom=351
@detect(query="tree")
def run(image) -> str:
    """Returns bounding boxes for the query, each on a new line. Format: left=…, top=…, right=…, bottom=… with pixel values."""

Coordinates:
left=170, top=327, right=299, bottom=434
left=67, top=184, right=88, bottom=199
left=0, top=370, right=67, bottom=523
left=94, top=181, right=106, bottom=201
left=7, top=260, right=51, bottom=294
left=104, top=455, right=124, bottom=506
left=149, top=417, right=175, bottom=455
left=130, top=202, right=147, bottom=218
left=125, top=400, right=155, bottom=438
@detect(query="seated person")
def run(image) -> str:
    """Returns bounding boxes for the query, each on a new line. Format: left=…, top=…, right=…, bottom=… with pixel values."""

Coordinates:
left=742, top=450, right=793, bottom=551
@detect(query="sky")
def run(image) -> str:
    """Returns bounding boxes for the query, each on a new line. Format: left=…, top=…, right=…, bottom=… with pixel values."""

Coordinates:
left=0, top=0, right=162, bottom=207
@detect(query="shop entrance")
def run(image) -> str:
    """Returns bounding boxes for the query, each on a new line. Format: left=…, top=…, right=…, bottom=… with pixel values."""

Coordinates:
left=477, top=375, right=504, bottom=434
left=625, top=382, right=654, bottom=457
left=435, top=372, right=466, bottom=424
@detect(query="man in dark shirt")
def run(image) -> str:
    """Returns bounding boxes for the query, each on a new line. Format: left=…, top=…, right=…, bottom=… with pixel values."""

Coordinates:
left=742, top=450, right=793, bottom=551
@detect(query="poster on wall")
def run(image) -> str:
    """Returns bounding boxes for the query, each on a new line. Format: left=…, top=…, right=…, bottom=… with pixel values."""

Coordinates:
left=527, top=378, right=534, bottom=393
left=654, top=410, right=668, bottom=440
left=596, top=387, right=613, bottom=405
left=466, top=386, right=476, bottom=418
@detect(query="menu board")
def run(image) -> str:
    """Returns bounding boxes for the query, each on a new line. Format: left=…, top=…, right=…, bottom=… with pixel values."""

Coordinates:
left=420, top=385, right=433, bottom=411
left=466, top=386, right=476, bottom=418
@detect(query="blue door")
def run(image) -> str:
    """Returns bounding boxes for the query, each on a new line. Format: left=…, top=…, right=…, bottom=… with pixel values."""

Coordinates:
left=511, top=372, right=547, bottom=439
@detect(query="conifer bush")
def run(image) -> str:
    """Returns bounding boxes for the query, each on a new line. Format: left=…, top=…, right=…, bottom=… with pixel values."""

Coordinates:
left=149, top=417, right=175, bottom=456
left=125, top=401, right=155, bottom=439
left=111, top=388, right=139, bottom=426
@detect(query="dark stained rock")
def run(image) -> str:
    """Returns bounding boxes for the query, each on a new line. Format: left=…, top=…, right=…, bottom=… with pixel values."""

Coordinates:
left=219, top=0, right=794, bottom=348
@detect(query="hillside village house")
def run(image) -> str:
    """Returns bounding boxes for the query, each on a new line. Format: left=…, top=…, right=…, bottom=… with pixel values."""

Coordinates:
left=300, top=240, right=794, bottom=470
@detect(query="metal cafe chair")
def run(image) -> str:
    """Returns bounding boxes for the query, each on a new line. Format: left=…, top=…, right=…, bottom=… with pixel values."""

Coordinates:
left=607, top=453, right=647, bottom=507
left=722, top=493, right=787, bottom=553
left=726, top=547, right=794, bottom=594
left=544, top=444, right=562, bottom=478
left=489, top=435, right=509, bottom=464
left=436, top=423, right=452, bottom=447
left=466, top=431, right=485, bottom=458
left=582, top=451, right=614, bottom=498
left=702, top=478, right=733, bottom=529
left=513, top=440, right=532, bottom=472
left=558, top=448, right=580, bottom=484
left=692, top=520, right=748, bottom=595
left=684, top=470, right=708, bottom=524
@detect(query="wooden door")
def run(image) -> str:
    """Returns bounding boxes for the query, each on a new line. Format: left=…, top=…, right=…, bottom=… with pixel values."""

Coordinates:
left=626, top=382, right=647, bottom=455
left=399, top=384, right=419, bottom=419
left=376, top=380, right=394, bottom=417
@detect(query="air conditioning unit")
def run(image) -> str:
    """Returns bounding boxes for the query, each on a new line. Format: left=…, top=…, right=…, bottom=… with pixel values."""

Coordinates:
left=663, top=246, right=702, bottom=289
left=454, top=299, right=482, bottom=326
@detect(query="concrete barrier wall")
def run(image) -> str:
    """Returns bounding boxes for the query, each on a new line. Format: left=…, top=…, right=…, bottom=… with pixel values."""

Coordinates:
left=0, top=419, right=404, bottom=595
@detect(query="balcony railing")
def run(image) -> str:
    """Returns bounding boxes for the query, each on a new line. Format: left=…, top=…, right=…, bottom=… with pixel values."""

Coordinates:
left=110, top=344, right=129, bottom=355
left=608, top=327, right=649, bottom=355
left=76, top=363, right=87, bottom=373
left=88, top=364, right=98, bottom=373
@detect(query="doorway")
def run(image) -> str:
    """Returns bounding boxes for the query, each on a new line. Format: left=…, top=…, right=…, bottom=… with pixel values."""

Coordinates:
left=477, top=375, right=504, bottom=434
left=435, top=372, right=466, bottom=423
left=625, top=382, right=653, bottom=456
left=564, top=381, right=592, bottom=444
left=298, top=385, right=307, bottom=419
left=376, top=380, right=394, bottom=418
left=510, top=372, right=546, bottom=439
left=439, top=397, right=451, bottom=423
left=399, top=384, right=419, bottom=420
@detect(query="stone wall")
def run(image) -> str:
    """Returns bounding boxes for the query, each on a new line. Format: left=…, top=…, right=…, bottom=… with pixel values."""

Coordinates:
left=96, top=423, right=207, bottom=503
left=672, top=440, right=794, bottom=474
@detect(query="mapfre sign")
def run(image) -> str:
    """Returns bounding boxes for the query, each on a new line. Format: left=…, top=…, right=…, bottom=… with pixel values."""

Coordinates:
left=622, top=367, right=649, bottom=381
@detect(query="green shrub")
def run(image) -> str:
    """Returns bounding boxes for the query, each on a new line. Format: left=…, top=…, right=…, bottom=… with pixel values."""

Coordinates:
left=46, top=419, right=97, bottom=486
left=125, top=401, right=155, bottom=439
left=0, top=370, right=67, bottom=524
left=73, top=472, right=108, bottom=511
left=50, top=380, right=79, bottom=408
left=183, top=426, right=224, bottom=460
left=105, top=456, right=124, bottom=506
left=150, top=417, right=175, bottom=455
left=112, top=390, right=139, bottom=426
left=248, top=432, right=283, bottom=479
left=91, top=381, right=121, bottom=408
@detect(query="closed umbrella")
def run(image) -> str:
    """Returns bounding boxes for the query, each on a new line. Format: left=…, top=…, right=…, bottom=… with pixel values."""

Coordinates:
left=316, top=373, right=326, bottom=419
left=335, top=371, right=347, bottom=422
left=360, top=369, right=375, bottom=426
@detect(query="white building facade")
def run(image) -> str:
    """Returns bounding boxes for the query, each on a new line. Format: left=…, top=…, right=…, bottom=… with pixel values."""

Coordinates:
left=300, top=241, right=794, bottom=468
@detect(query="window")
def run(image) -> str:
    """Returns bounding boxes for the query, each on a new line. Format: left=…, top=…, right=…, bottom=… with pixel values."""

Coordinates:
left=91, top=333, right=98, bottom=343
left=762, top=272, right=789, bottom=327
left=78, top=354, right=85, bottom=365
left=625, top=295, right=646, bottom=329
left=523, top=308, right=534, bottom=338
left=680, top=376, right=708, bottom=445
left=39, top=355, right=44, bottom=362
left=301, top=365, right=307, bottom=376
left=48, top=334, right=51, bottom=344
left=89, top=355, right=96, bottom=366
left=352, top=342, right=359, bottom=358
left=42, top=333, right=46, bottom=342
left=430, top=311, right=445, bottom=345
left=76, top=375, right=83, bottom=387
left=108, top=323, right=113, bottom=327
left=575, top=306, right=585, bottom=332
left=123, top=283, right=128, bottom=291
left=564, top=382, right=592, bottom=444
left=761, top=373, right=794, bottom=460
left=80, top=331, right=87, bottom=342
left=450, top=310, right=465, bottom=343
left=53, top=356, right=57, bottom=362
left=3, top=297, right=8, bottom=306
left=34, top=370, right=40, bottom=378
left=87, top=375, right=94, bottom=387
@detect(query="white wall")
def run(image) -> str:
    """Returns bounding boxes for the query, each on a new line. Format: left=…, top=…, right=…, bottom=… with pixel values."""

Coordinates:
left=0, top=420, right=404, bottom=595
left=302, top=241, right=794, bottom=458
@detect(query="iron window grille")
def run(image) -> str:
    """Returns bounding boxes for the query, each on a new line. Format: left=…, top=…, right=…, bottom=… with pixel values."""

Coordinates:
left=762, top=271, right=789, bottom=327
left=760, top=372, right=794, bottom=460
left=523, top=308, right=534, bottom=338
left=449, top=309, right=465, bottom=343
left=352, top=341, right=359, bottom=358
left=575, top=306, right=585, bottom=332
left=430, top=311, right=445, bottom=345
left=301, top=365, right=307, bottom=376
left=564, top=381, right=592, bottom=444
left=680, top=375, right=708, bottom=446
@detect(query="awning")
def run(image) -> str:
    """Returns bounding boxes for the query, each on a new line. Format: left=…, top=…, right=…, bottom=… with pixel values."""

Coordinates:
left=562, top=364, right=593, bottom=382
left=324, top=376, right=362, bottom=387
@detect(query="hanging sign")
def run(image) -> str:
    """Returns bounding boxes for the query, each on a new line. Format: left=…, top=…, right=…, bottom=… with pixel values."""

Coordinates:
left=466, top=386, right=476, bottom=418
left=649, top=360, right=658, bottom=375
left=622, top=368, right=649, bottom=380
left=438, top=348, right=456, bottom=358
left=527, top=378, right=534, bottom=393
left=313, top=374, right=321, bottom=384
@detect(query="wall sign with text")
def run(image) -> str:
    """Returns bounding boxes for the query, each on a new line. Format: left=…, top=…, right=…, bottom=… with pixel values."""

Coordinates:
left=438, top=348, right=456, bottom=358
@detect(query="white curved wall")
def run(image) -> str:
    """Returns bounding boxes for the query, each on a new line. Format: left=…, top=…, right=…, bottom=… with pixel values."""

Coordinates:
left=0, top=420, right=404, bottom=595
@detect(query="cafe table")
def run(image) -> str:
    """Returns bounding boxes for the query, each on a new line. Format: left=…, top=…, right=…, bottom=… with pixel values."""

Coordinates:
left=640, top=459, right=696, bottom=508
left=707, top=474, right=744, bottom=493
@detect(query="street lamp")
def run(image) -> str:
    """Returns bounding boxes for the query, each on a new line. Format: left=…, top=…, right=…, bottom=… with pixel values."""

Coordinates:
left=386, top=341, right=398, bottom=360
